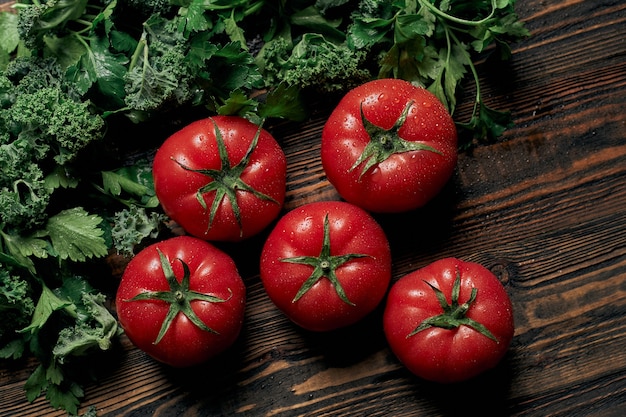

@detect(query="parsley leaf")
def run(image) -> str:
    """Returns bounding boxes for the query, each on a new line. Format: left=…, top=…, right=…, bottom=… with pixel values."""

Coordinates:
left=46, top=208, right=108, bottom=262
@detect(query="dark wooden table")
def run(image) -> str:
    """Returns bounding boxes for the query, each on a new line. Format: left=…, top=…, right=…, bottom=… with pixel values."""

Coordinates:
left=2, top=1, right=626, bottom=416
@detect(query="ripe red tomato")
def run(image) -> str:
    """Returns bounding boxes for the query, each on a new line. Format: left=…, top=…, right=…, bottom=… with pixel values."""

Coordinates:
left=321, top=78, right=457, bottom=213
left=383, top=258, right=514, bottom=383
left=259, top=201, right=392, bottom=332
left=153, top=115, right=286, bottom=242
left=116, top=236, right=246, bottom=367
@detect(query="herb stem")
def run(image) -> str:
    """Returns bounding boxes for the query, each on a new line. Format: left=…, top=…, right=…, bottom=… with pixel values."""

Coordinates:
left=418, top=0, right=498, bottom=27
left=447, top=28, right=482, bottom=122
left=128, top=33, right=148, bottom=73
left=243, top=0, right=265, bottom=17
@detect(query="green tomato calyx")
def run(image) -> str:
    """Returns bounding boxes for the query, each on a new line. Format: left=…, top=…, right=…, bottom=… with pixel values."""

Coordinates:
left=350, top=100, right=442, bottom=179
left=127, top=249, right=231, bottom=345
left=407, top=271, right=498, bottom=342
left=280, top=214, right=370, bottom=306
left=172, top=118, right=278, bottom=237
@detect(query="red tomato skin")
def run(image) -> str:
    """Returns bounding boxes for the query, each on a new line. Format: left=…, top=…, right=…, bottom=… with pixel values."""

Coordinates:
left=260, top=201, right=392, bottom=332
left=383, top=258, right=514, bottom=383
left=116, top=236, right=246, bottom=367
left=153, top=116, right=287, bottom=241
left=321, top=79, right=457, bottom=213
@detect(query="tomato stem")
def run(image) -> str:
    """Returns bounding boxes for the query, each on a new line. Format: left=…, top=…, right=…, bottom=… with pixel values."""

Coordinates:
left=407, top=270, right=498, bottom=342
left=350, top=100, right=442, bottom=179
left=126, top=249, right=232, bottom=344
left=280, top=214, right=370, bottom=306
left=171, top=118, right=278, bottom=237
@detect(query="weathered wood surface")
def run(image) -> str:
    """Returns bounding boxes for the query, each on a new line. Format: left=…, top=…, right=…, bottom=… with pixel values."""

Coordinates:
left=2, top=0, right=626, bottom=416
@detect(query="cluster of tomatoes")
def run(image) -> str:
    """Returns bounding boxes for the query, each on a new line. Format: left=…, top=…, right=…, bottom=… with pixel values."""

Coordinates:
left=115, top=79, right=514, bottom=383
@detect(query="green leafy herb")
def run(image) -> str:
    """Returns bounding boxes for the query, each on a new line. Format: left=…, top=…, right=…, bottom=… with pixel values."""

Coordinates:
left=98, top=158, right=160, bottom=209
left=111, top=205, right=165, bottom=257
left=1, top=265, right=120, bottom=415
left=46, top=207, right=108, bottom=262
left=349, top=0, right=530, bottom=147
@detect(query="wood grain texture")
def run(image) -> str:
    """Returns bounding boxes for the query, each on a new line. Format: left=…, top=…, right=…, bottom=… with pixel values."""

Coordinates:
left=1, top=0, right=626, bottom=416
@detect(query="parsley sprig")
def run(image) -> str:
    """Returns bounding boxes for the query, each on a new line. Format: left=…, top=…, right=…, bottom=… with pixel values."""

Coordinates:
left=349, top=0, right=530, bottom=147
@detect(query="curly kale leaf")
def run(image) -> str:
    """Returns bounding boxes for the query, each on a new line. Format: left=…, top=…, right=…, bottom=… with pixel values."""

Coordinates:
left=2, top=56, right=73, bottom=97
left=0, top=162, right=51, bottom=232
left=14, top=1, right=49, bottom=51
left=94, top=158, right=165, bottom=256
left=0, top=57, right=109, bottom=265
left=260, top=33, right=371, bottom=94
left=120, top=0, right=176, bottom=19
left=124, top=15, right=196, bottom=114
left=0, top=58, right=104, bottom=233
left=111, top=205, right=165, bottom=257
left=1, top=58, right=105, bottom=166
left=53, top=292, right=120, bottom=361
left=6, top=86, right=104, bottom=165
left=0, top=265, right=35, bottom=354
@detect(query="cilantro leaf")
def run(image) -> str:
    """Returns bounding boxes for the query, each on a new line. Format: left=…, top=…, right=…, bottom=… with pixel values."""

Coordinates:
left=457, top=102, right=514, bottom=148
left=216, top=88, right=259, bottom=118
left=260, top=82, right=308, bottom=122
left=20, top=284, right=72, bottom=334
left=178, top=0, right=213, bottom=33
left=19, top=275, right=119, bottom=415
left=351, top=0, right=529, bottom=144
left=1, top=229, right=49, bottom=260
left=24, top=364, right=47, bottom=403
left=0, top=338, right=27, bottom=360
left=45, top=208, right=108, bottom=262
left=46, top=380, right=84, bottom=415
